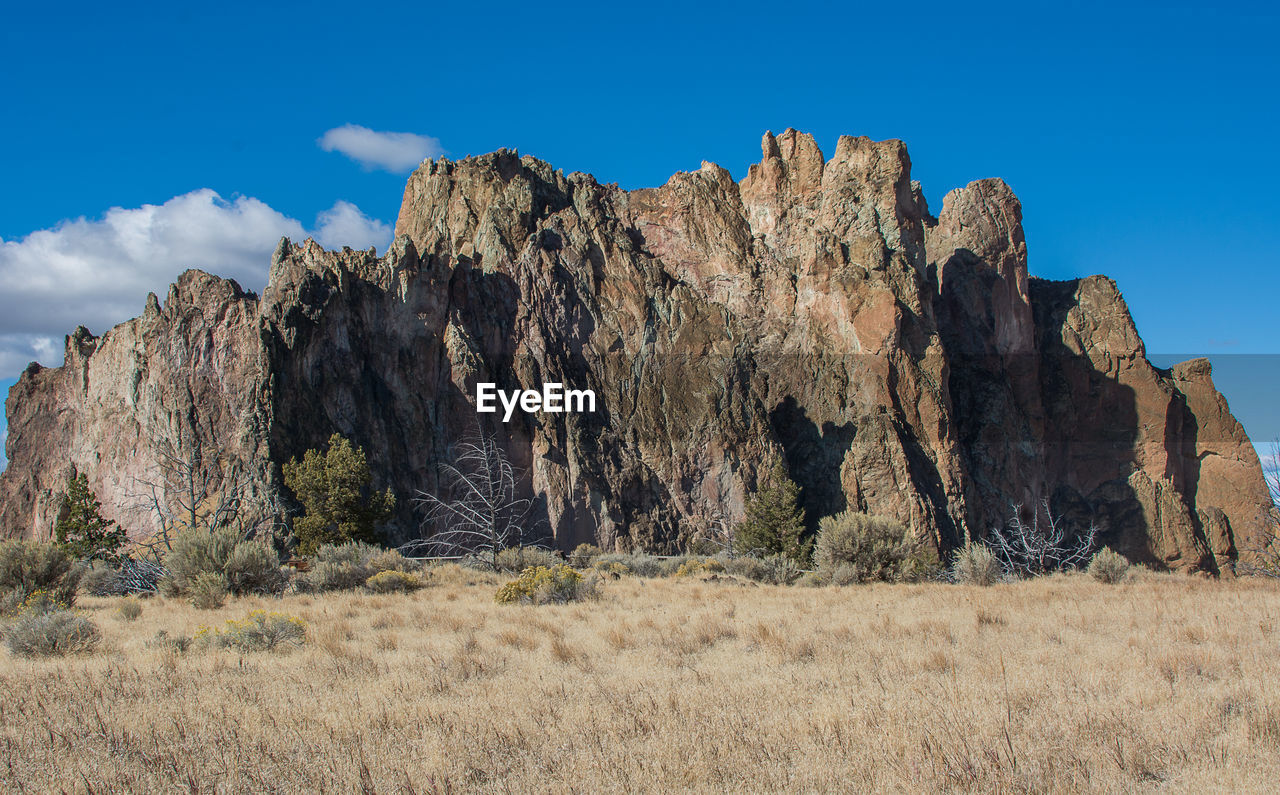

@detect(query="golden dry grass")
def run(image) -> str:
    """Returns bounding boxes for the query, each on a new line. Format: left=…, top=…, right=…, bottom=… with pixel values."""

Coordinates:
left=3, top=567, right=1280, bottom=792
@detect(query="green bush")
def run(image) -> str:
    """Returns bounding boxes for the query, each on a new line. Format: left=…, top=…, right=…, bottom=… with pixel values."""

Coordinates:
left=722, top=555, right=769, bottom=581
left=568, top=543, right=603, bottom=568
left=189, top=572, right=228, bottom=610
left=82, top=560, right=125, bottom=596
left=593, top=553, right=663, bottom=578
left=222, top=540, right=286, bottom=595
left=951, top=541, right=1001, bottom=586
left=197, top=610, right=306, bottom=652
left=828, top=563, right=859, bottom=586
left=116, top=596, right=143, bottom=621
left=312, top=540, right=383, bottom=567
left=761, top=553, right=803, bottom=585
left=300, top=561, right=367, bottom=592
left=367, top=547, right=414, bottom=574
left=814, top=512, right=937, bottom=584
left=0, top=539, right=82, bottom=608
left=365, top=570, right=424, bottom=593
left=495, top=565, right=596, bottom=605
left=163, top=526, right=239, bottom=593
left=1088, top=547, right=1131, bottom=584
left=299, top=541, right=416, bottom=592
left=164, top=528, right=284, bottom=597
left=0, top=588, right=25, bottom=617
left=495, top=546, right=562, bottom=573
left=795, top=571, right=825, bottom=588
left=4, top=609, right=100, bottom=657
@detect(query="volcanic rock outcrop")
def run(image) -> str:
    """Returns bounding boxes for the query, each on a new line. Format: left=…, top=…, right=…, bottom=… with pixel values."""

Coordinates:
left=2, top=130, right=1273, bottom=570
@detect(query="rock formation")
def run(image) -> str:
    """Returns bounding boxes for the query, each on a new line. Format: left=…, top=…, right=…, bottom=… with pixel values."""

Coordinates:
left=2, top=130, right=1274, bottom=571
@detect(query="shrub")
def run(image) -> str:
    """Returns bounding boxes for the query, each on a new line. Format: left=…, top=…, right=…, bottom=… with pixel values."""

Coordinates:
left=164, top=528, right=285, bottom=597
left=8, top=589, right=71, bottom=616
left=82, top=560, right=126, bottom=596
left=723, top=555, right=769, bottom=581
left=0, top=588, right=25, bottom=617
left=761, top=553, right=803, bottom=585
left=1088, top=547, right=1131, bottom=584
left=367, top=547, right=414, bottom=574
left=989, top=499, right=1096, bottom=576
left=814, top=511, right=938, bottom=584
left=148, top=630, right=193, bottom=654
left=795, top=571, right=825, bottom=588
left=495, top=565, right=597, bottom=605
left=299, top=541, right=415, bottom=592
left=163, top=526, right=239, bottom=594
left=495, top=546, right=562, bottom=573
left=951, top=541, right=1000, bottom=586
left=365, top=570, right=425, bottom=593
left=671, top=556, right=725, bottom=577
left=197, top=610, right=306, bottom=652
left=828, top=563, right=859, bottom=586
left=300, top=561, right=366, bottom=592
left=568, top=543, right=603, bottom=568
left=116, top=596, right=143, bottom=621
left=4, top=610, right=100, bottom=657
left=312, top=540, right=381, bottom=567
left=592, top=561, right=629, bottom=579
left=593, top=553, right=663, bottom=578
left=223, top=540, right=286, bottom=595
left=0, top=540, right=82, bottom=607
left=189, top=572, right=228, bottom=610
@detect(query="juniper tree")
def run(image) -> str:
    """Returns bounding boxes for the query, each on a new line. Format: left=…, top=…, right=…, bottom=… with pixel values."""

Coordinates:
left=55, top=466, right=128, bottom=561
left=283, top=434, right=395, bottom=555
left=734, top=460, right=811, bottom=563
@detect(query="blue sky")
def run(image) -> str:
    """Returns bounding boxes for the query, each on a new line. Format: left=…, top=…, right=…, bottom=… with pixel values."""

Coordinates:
left=1, top=0, right=1278, bottom=469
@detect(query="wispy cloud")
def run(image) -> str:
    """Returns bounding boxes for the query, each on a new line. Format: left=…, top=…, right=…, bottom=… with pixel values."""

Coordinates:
left=0, top=190, right=393, bottom=379
left=318, top=124, right=443, bottom=172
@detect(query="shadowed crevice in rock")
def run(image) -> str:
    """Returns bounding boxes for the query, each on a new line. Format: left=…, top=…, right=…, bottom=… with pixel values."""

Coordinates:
left=768, top=396, right=855, bottom=533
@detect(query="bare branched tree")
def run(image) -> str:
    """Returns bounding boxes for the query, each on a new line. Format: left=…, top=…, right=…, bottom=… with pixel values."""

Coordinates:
left=406, top=432, right=547, bottom=568
left=128, top=426, right=284, bottom=566
left=987, top=499, right=1097, bottom=577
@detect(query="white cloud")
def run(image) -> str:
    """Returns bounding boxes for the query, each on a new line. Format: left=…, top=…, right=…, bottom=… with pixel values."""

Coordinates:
left=0, top=190, right=392, bottom=378
left=314, top=201, right=392, bottom=252
left=0, top=422, right=7, bottom=472
left=318, top=124, right=443, bottom=172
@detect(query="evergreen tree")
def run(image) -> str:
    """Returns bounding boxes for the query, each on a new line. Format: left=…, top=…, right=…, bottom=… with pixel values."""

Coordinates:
left=283, top=433, right=395, bottom=555
left=55, top=466, right=128, bottom=560
left=733, top=459, right=810, bottom=562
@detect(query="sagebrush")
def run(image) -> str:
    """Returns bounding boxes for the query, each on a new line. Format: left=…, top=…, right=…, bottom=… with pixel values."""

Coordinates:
left=814, top=512, right=937, bottom=584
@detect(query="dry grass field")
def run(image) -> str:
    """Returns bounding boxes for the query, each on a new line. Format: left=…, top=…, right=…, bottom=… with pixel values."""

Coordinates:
left=3, top=567, right=1280, bottom=792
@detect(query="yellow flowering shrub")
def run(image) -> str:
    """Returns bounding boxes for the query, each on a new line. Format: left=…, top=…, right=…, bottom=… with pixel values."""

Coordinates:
left=365, top=570, right=424, bottom=593
left=673, top=557, right=726, bottom=578
left=196, top=610, right=306, bottom=652
left=494, top=564, right=594, bottom=605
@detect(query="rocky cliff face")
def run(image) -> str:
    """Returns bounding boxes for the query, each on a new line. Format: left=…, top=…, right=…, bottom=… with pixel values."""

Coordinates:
left=2, top=130, right=1273, bottom=570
